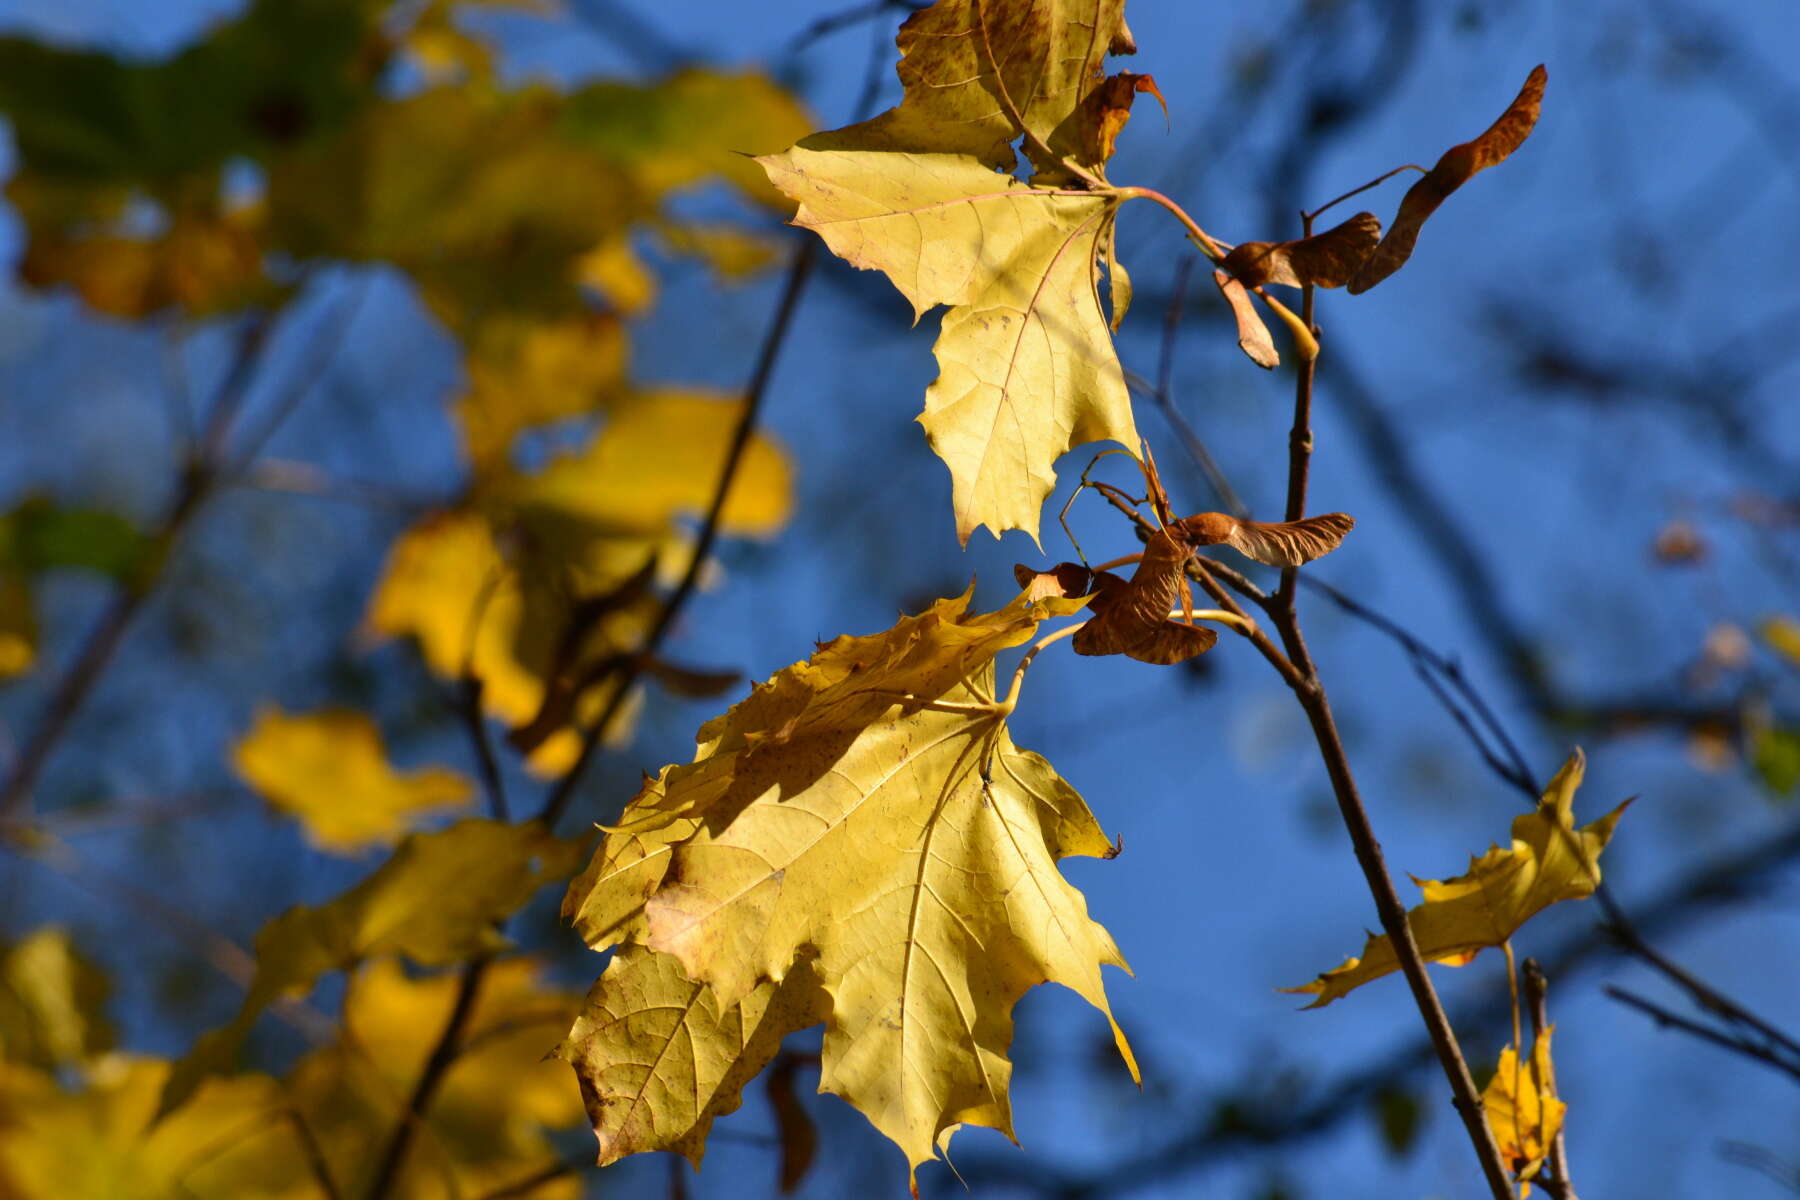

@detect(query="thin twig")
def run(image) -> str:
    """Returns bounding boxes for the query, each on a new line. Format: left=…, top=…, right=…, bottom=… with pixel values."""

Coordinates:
left=361, top=959, right=490, bottom=1200
left=1262, top=285, right=1511, bottom=1196
left=1604, top=985, right=1800, bottom=1083
left=287, top=1106, right=345, bottom=1200
left=0, top=306, right=271, bottom=821
left=458, top=676, right=508, bottom=821
left=1274, top=211, right=1318, bottom=621
left=538, top=238, right=816, bottom=829
left=1523, top=958, right=1576, bottom=1197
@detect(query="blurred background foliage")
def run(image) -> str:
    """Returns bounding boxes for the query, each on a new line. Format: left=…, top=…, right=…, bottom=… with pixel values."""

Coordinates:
left=0, top=0, right=1795, bottom=1197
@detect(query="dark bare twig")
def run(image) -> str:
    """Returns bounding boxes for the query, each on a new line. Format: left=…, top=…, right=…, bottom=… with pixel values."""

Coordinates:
left=538, top=238, right=816, bottom=830
left=458, top=676, right=509, bottom=822
left=288, top=1106, right=345, bottom=1200
left=1719, top=1141, right=1800, bottom=1194
left=1605, top=986, right=1800, bottom=1084
left=0, top=310, right=273, bottom=820
left=783, top=0, right=926, bottom=55
left=361, top=959, right=490, bottom=1200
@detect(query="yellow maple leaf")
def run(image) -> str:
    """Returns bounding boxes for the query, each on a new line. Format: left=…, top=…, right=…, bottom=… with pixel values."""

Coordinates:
left=0, top=927, right=113, bottom=1070
left=1286, top=751, right=1630, bottom=1008
left=1482, top=1027, right=1567, bottom=1193
left=232, top=706, right=473, bottom=854
left=815, top=0, right=1132, bottom=178
left=556, top=944, right=829, bottom=1170
left=562, top=587, right=1131, bottom=1184
left=757, top=0, right=1152, bottom=544
left=456, top=311, right=630, bottom=473
left=0, top=1056, right=311, bottom=1200
left=759, top=145, right=1135, bottom=544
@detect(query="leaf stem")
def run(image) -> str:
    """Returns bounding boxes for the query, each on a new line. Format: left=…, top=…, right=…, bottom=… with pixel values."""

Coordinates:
left=1114, top=187, right=1226, bottom=260
left=1524, top=958, right=1577, bottom=1198
left=1302, top=163, right=1427, bottom=223
left=361, top=958, right=489, bottom=1200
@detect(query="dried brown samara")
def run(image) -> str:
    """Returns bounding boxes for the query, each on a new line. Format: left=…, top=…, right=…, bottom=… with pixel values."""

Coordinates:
left=1019, top=512, right=1354, bottom=666
left=1223, top=212, right=1382, bottom=290
left=1349, top=65, right=1546, bottom=293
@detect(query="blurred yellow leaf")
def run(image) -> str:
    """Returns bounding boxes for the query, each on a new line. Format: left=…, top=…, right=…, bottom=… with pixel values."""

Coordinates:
left=163, top=820, right=586, bottom=1114
left=286, top=958, right=582, bottom=1199
left=365, top=510, right=652, bottom=775
left=14, top=201, right=269, bottom=319
left=1482, top=1027, right=1566, bottom=1193
left=505, top=388, right=793, bottom=540
left=268, top=87, right=637, bottom=325
left=456, top=312, right=630, bottom=473
left=0, top=572, right=34, bottom=679
left=1761, top=615, right=1800, bottom=668
left=655, top=222, right=780, bottom=280
left=1286, top=751, right=1629, bottom=1008
left=0, top=928, right=113, bottom=1070
left=560, top=68, right=814, bottom=209
left=232, top=706, right=474, bottom=854
left=575, top=236, right=658, bottom=315
left=0, top=1057, right=310, bottom=1200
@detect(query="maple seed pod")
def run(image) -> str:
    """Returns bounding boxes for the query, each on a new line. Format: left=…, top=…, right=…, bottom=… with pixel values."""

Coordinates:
left=1180, top=511, right=1355, bottom=568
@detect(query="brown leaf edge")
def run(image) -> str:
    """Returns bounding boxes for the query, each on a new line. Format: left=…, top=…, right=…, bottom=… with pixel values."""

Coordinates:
left=1349, top=65, right=1546, bottom=294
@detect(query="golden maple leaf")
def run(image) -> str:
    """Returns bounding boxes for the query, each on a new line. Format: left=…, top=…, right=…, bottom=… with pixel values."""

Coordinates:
left=815, top=0, right=1134, bottom=178
left=561, top=588, right=1134, bottom=1184
left=556, top=944, right=828, bottom=1171
left=759, top=146, right=1136, bottom=544
left=1482, top=1026, right=1566, bottom=1194
left=758, top=0, right=1151, bottom=544
left=1286, top=750, right=1629, bottom=1008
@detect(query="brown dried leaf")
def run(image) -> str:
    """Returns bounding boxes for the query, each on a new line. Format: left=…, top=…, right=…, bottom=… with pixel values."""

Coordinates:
left=1060, top=71, right=1167, bottom=173
left=1349, top=65, right=1546, bottom=294
left=1222, top=212, right=1381, bottom=290
left=766, top=1053, right=819, bottom=1193
left=1181, top=511, right=1354, bottom=568
left=1072, top=526, right=1217, bottom=665
left=1212, top=269, right=1278, bottom=369
left=1013, top=562, right=1097, bottom=602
